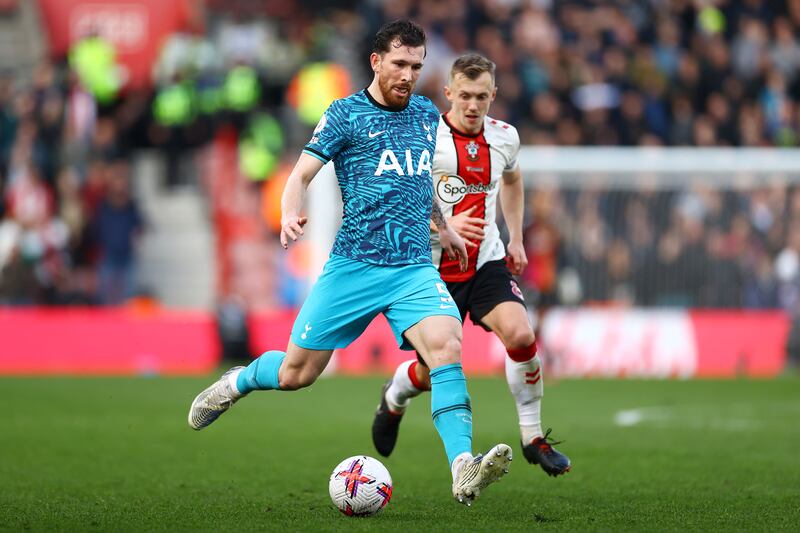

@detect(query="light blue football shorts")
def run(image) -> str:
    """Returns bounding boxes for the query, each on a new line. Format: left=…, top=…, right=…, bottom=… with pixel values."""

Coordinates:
left=290, top=254, right=461, bottom=351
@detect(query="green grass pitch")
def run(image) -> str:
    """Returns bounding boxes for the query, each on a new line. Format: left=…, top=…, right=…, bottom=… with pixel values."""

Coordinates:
left=1, top=374, right=799, bottom=531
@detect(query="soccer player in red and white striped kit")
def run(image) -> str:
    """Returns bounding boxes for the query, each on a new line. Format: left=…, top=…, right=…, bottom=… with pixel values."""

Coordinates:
left=372, top=53, right=570, bottom=476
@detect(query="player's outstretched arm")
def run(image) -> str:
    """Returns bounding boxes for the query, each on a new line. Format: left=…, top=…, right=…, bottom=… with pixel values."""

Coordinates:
left=500, top=167, right=528, bottom=275
left=280, top=153, right=325, bottom=249
left=432, top=201, right=469, bottom=272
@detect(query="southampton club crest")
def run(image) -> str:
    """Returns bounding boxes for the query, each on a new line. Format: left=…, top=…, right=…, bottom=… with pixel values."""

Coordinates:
left=510, top=280, right=524, bottom=299
left=465, top=140, right=479, bottom=161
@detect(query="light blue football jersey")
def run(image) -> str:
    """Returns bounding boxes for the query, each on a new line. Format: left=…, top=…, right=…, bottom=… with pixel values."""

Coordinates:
left=303, top=90, right=440, bottom=266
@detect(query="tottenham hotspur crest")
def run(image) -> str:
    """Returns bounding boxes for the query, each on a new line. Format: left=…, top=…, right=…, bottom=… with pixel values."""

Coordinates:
left=465, top=140, right=479, bottom=161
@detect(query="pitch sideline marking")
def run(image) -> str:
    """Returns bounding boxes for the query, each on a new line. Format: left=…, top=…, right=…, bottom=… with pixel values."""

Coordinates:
left=613, top=406, right=764, bottom=432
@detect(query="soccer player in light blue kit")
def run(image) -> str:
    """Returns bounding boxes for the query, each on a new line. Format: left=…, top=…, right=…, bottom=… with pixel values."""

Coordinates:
left=188, top=20, right=511, bottom=505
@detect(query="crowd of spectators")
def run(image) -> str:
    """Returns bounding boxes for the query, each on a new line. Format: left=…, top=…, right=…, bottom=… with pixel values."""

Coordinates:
left=1, top=0, right=800, bottom=314
left=380, top=0, right=800, bottom=149
left=520, top=179, right=800, bottom=315
left=0, top=61, right=143, bottom=305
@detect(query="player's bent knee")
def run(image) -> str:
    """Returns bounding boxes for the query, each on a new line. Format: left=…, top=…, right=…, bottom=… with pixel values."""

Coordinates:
left=443, top=336, right=462, bottom=358
left=504, top=328, right=536, bottom=351
left=434, top=332, right=462, bottom=356
left=426, top=336, right=462, bottom=368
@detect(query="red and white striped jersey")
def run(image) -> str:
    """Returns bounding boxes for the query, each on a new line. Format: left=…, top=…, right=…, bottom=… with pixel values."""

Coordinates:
left=431, top=113, right=521, bottom=282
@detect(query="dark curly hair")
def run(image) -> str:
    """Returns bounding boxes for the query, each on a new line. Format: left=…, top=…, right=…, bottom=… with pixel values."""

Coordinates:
left=372, top=19, right=426, bottom=57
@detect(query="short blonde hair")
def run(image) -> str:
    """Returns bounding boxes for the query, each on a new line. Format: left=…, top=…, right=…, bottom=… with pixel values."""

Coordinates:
left=450, top=53, right=496, bottom=83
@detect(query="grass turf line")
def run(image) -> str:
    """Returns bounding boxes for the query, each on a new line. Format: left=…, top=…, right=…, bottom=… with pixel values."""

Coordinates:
left=1, top=376, right=799, bottom=531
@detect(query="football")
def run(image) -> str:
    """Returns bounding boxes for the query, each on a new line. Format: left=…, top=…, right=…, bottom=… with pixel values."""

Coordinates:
left=329, top=455, right=393, bottom=517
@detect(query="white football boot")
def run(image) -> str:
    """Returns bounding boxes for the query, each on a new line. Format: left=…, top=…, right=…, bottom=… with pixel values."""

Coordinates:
left=188, top=366, right=245, bottom=430
left=452, top=444, right=512, bottom=506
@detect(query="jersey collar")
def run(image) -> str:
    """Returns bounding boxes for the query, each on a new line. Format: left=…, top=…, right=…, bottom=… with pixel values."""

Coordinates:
left=442, top=112, right=483, bottom=138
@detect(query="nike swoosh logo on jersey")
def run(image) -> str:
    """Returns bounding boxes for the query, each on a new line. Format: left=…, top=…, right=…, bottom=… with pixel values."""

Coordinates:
left=368, top=130, right=386, bottom=138
left=423, top=123, right=430, bottom=131
left=440, top=304, right=454, bottom=309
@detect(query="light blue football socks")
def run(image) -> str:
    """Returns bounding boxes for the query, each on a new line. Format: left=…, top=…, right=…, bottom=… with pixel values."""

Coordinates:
left=430, top=363, right=473, bottom=465
left=236, top=351, right=286, bottom=393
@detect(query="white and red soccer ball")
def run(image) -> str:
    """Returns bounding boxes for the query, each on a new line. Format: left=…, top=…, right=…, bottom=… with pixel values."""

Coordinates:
left=329, top=455, right=393, bottom=517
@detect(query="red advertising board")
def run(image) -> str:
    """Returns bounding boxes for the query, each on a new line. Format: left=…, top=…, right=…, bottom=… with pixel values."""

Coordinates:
left=36, top=0, right=197, bottom=89
left=0, top=307, right=790, bottom=377
left=690, top=311, right=789, bottom=377
left=0, top=307, right=217, bottom=375
left=540, top=308, right=790, bottom=378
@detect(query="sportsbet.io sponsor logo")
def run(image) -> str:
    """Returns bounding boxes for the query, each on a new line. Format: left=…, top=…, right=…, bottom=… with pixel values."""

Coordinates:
left=309, top=113, right=328, bottom=144
left=436, top=175, right=496, bottom=204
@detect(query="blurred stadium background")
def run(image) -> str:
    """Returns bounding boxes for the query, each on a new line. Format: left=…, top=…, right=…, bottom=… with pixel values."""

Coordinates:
left=2, top=1, right=800, bottom=530
left=1, top=0, right=799, bottom=377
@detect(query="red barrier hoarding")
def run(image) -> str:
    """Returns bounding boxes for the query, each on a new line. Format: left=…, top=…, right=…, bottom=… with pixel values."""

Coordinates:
left=540, top=309, right=790, bottom=378
left=690, top=311, right=789, bottom=377
left=0, top=307, right=217, bottom=375
left=0, top=307, right=790, bottom=377
left=37, top=0, right=197, bottom=89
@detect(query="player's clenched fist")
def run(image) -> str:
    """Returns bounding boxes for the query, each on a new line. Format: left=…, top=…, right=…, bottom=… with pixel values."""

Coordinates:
left=505, top=240, right=528, bottom=275
left=280, top=215, right=308, bottom=249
